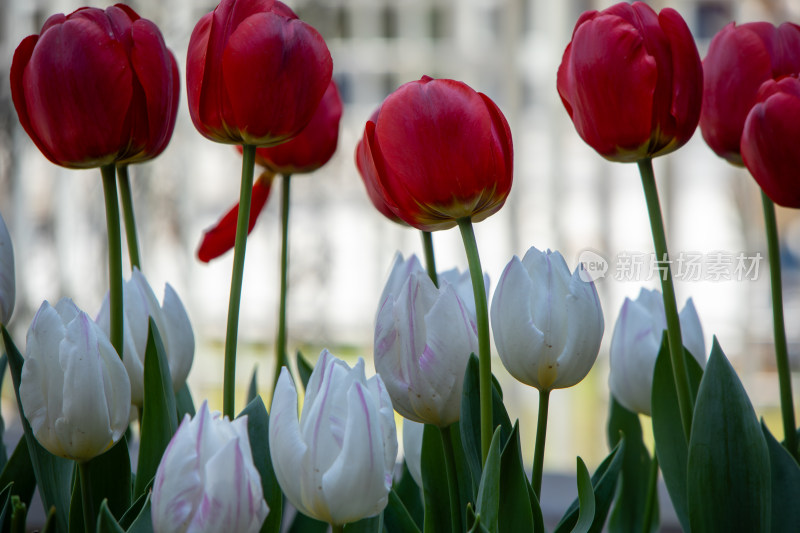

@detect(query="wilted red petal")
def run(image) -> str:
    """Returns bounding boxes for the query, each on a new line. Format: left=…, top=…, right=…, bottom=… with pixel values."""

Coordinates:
left=197, top=174, right=274, bottom=263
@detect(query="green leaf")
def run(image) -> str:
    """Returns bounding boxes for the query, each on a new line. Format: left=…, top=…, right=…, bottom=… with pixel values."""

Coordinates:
left=498, top=423, right=534, bottom=533
left=40, top=506, right=56, bottom=533
left=10, top=494, right=27, bottom=533
left=344, top=514, right=382, bottom=532
left=393, top=461, right=423, bottom=529
left=651, top=337, right=703, bottom=532
left=287, top=511, right=328, bottom=533
left=247, top=366, right=259, bottom=406
left=0, top=437, right=36, bottom=509
left=3, top=326, right=72, bottom=533
left=573, top=457, right=596, bottom=533
left=421, top=424, right=450, bottom=533
left=448, top=422, right=476, bottom=522
left=237, top=396, right=282, bottom=533
left=125, top=496, right=154, bottom=533
left=761, top=421, right=800, bottom=532
left=70, top=438, right=132, bottom=533
left=0, top=482, right=13, bottom=531
left=175, top=382, right=196, bottom=420
left=118, top=488, right=150, bottom=530
left=296, top=351, right=314, bottom=391
left=385, top=489, right=422, bottom=533
left=95, top=500, right=125, bottom=533
left=606, top=396, right=658, bottom=533
left=553, top=437, right=625, bottom=533
left=134, top=319, right=178, bottom=498
left=475, top=427, right=502, bottom=533
left=525, top=476, right=545, bottom=533
left=687, top=339, right=771, bottom=532
left=0, top=352, right=8, bottom=472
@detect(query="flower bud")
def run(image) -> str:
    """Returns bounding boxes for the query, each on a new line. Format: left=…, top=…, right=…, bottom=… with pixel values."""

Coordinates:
left=491, top=247, right=604, bottom=391
left=152, top=401, right=269, bottom=533
left=96, top=268, right=194, bottom=406
left=20, top=299, right=131, bottom=462
left=0, top=211, right=14, bottom=325
left=374, top=253, right=484, bottom=427
left=609, top=288, right=706, bottom=416
left=270, top=350, right=397, bottom=525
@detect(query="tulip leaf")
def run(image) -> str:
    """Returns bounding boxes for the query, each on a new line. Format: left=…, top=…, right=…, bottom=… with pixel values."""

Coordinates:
left=0, top=437, right=36, bottom=510
left=247, top=365, right=259, bottom=406
left=385, top=489, right=422, bottom=533
left=41, top=506, right=56, bottom=533
left=393, top=461, right=423, bottom=529
left=498, top=423, right=534, bottom=533
left=650, top=336, right=703, bottom=532
left=286, top=511, right=327, bottom=532
left=175, top=382, right=195, bottom=420
left=761, top=421, right=800, bottom=531
left=237, top=396, right=282, bottom=533
left=687, top=339, right=771, bottom=532
left=421, top=424, right=450, bottom=533
left=96, top=500, right=125, bottom=533
left=553, top=437, right=625, bottom=533
left=3, top=326, right=72, bottom=533
left=344, top=514, right=383, bottom=533
left=465, top=503, right=490, bottom=533
left=606, top=396, right=658, bottom=533
left=449, top=422, right=476, bottom=519
left=124, top=495, right=154, bottom=533
left=118, top=485, right=150, bottom=530
left=573, top=457, right=596, bottom=533
left=0, top=352, right=8, bottom=471
left=134, top=319, right=178, bottom=499
left=525, top=475, right=545, bottom=533
left=475, top=427, right=502, bottom=533
left=296, top=350, right=314, bottom=391
left=0, top=482, right=13, bottom=531
left=70, top=437, right=132, bottom=532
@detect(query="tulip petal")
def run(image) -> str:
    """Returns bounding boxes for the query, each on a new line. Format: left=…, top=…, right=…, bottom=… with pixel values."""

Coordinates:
left=162, top=283, right=195, bottom=392
left=679, top=298, right=706, bottom=366
left=0, top=213, right=13, bottom=325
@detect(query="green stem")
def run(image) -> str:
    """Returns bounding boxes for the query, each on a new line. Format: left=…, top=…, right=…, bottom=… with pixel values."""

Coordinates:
left=637, top=158, right=693, bottom=441
left=641, top=452, right=659, bottom=533
left=331, top=525, right=344, bottom=533
left=101, top=165, right=124, bottom=359
left=78, top=461, right=94, bottom=533
left=421, top=231, right=438, bottom=287
left=531, top=388, right=550, bottom=498
left=223, top=145, right=256, bottom=419
left=457, top=218, right=491, bottom=465
left=271, top=174, right=292, bottom=398
left=761, top=192, right=798, bottom=459
left=116, top=165, right=141, bottom=270
left=439, top=426, right=463, bottom=533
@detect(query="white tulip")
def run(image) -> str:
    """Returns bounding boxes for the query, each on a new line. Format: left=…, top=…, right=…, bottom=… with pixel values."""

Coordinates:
left=97, top=267, right=194, bottom=406
left=402, top=418, right=424, bottom=488
left=374, top=253, right=484, bottom=427
left=270, top=349, right=397, bottom=526
left=491, top=247, right=605, bottom=391
left=152, top=400, right=268, bottom=533
left=0, top=211, right=14, bottom=325
left=20, top=299, right=130, bottom=462
left=609, top=288, right=706, bottom=416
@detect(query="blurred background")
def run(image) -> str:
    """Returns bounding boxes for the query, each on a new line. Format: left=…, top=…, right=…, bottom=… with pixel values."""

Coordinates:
left=1, top=0, right=799, bottom=522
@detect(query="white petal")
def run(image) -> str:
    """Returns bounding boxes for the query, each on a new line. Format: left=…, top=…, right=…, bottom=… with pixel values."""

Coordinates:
left=162, top=283, right=195, bottom=392
left=679, top=298, right=706, bottom=367
left=0, top=211, right=14, bottom=325
left=402, top=419, right=424, bottom=488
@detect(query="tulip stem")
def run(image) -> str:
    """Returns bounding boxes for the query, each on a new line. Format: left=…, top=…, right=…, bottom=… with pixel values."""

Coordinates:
left=761, top=192, right=798, bottom=460
left=642, top=452, right=659, bottom=533
left=637, top=158, right=693, bottom=442
left=421, top=231, right=438, bottom=287
left=223, top=145, right=256, bottom=419
left=331, top=525, right=344, bottom=533
left=101, top=164, right=124, bottom=359
left=272, top=173, right=293, bottom=399
left=457, top=217, right=491, bottom=464
left=116, top=165, right=141, bottom=270
left=78, top=461, right=95, bottom=533
left=531, top=388, right=550, bottom=498
left=440, top=426, right=463, bottom=533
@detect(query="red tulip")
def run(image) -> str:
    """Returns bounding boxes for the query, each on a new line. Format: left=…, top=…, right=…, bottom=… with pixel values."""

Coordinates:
left=10, top=4, right=179, bottom=169
left=557, top=2, right=702, bottom=162
left=741, top=76, right=800, bottom=208
left=364, top=76, right=513, bottom=232
left=187, top=0, right=332, bottom=146
left=700, top=22, right=800, bottom=165
left=355, top=108, right=404, bottom=225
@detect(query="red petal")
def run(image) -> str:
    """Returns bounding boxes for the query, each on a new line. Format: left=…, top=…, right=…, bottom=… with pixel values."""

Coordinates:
left=197, top=174, right=273, bottom=262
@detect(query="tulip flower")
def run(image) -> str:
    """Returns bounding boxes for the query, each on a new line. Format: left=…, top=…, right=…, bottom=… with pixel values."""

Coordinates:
left=363, top=76, right=513, bottom=231
left=152, top=401, right=269, bottom=533
left=187, top=0, right=333, bottom=146
left=402, top=418, right=424, bottom=489
left=0, top=211, right=14, bottom=326
left=491, top=247, right=604, bottom=392
left=700, top=22, right=800, bottom=165
left=19, top=299, right=131, bottom=462
left=10, top=4, right=179, bottom=168
left=374, top=254, right=483, bottom=427
left=270, top=350, right=397, bottom=526
left=557, top=1, right=703, bottom=162
left=96, top=268, right=194, bottom=407
left=741, top=77, right=800, bottom=208
left=609, top=288, right=706, bottom=416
